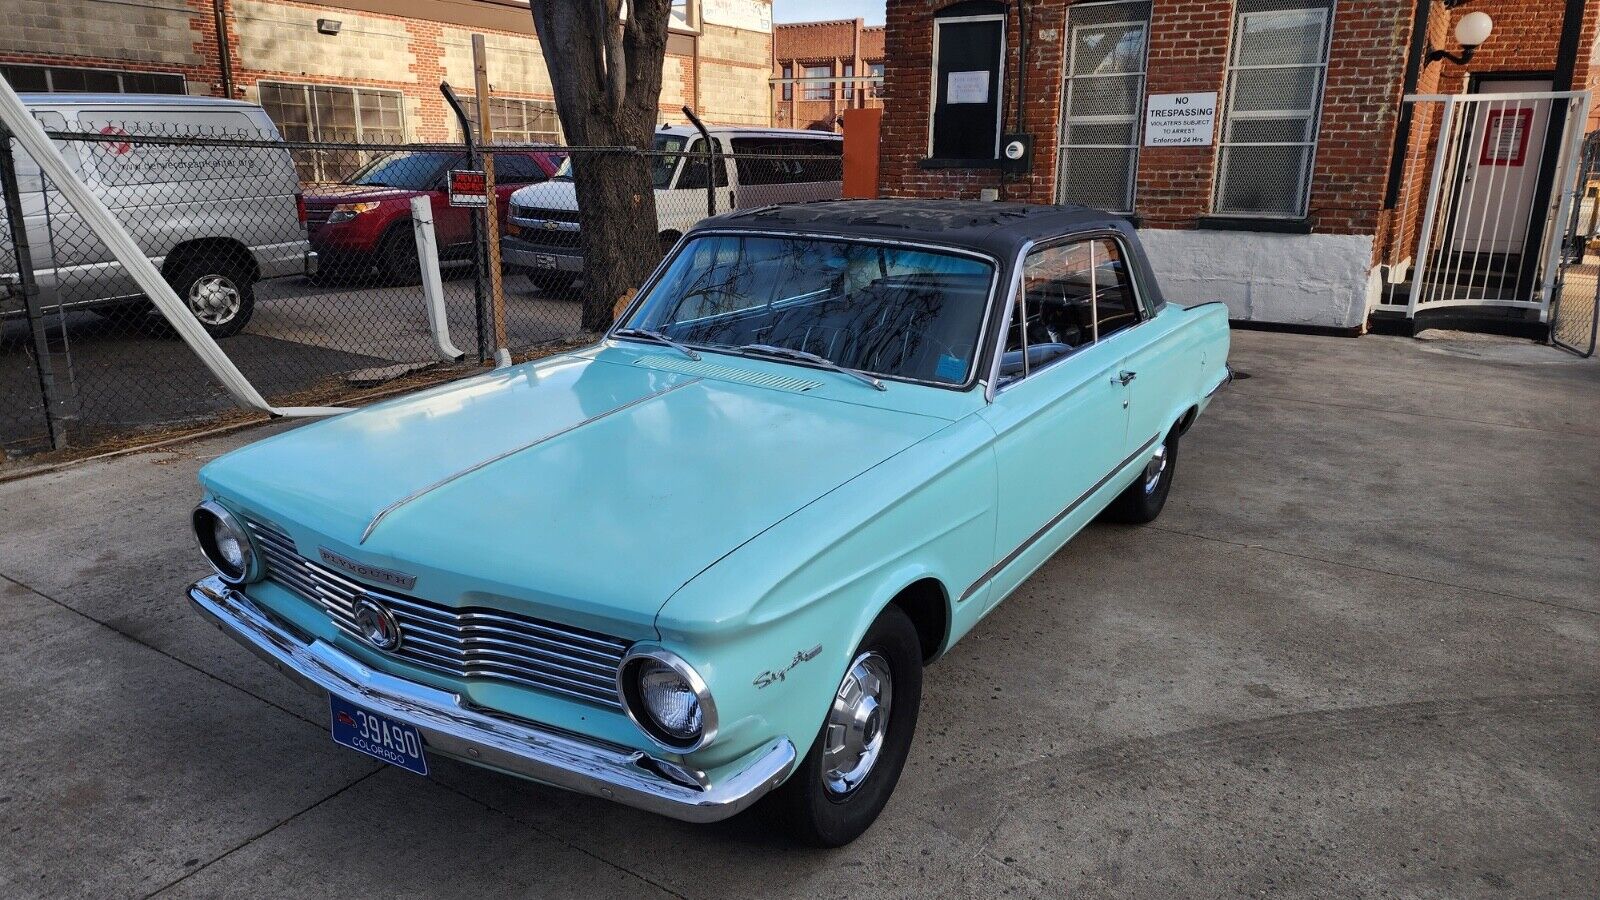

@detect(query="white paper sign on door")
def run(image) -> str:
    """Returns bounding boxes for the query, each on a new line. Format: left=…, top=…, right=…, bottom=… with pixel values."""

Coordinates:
left=946, top=71, right=991, bottom=105
left=1144, top=92, right=1217, bottom=147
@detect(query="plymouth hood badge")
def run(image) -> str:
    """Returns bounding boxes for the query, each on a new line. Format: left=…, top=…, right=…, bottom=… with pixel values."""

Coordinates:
left=318, top=546, right=417, bottom=590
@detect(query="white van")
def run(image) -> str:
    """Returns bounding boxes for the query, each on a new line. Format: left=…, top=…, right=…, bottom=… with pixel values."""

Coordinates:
left=501, top=126, right=842, bottom=290
left=1, top=94, right=308, bottom=337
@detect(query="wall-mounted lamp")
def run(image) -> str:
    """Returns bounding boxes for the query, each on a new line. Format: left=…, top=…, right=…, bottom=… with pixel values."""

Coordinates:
left=1428, top=11, right=1492, bottom=65
left=316, top=18, right=342, bottom=36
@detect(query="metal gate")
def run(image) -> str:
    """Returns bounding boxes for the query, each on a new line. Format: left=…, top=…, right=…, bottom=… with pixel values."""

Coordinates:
left=1382, top=90, right=1591, bottom=321
left=1551, top=131, right=1600, bottom=356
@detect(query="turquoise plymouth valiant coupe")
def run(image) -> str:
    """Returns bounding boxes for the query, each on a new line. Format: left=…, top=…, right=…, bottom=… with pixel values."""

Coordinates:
left=188, top=200, right=1230, bottom=846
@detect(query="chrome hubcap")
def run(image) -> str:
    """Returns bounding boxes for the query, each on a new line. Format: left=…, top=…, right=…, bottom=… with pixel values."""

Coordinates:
left=822, top=651, right=893, bottom=796
left=188, top=275, right=241, bottom=325
left=1143, top=443, right=1168, bottom=494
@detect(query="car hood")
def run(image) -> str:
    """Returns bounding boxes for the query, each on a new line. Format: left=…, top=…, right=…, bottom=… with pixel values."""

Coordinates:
left=199, top=351, right=948, bottom=633
left=303, top=184, right=424, bottom=204
left=509, top=179, right=577, bottom=211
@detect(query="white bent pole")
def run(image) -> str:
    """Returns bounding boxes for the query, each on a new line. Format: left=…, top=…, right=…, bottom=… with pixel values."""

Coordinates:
left=410, top=196, right=464, bottom=362
left=0, top=77, right=347, bottom=417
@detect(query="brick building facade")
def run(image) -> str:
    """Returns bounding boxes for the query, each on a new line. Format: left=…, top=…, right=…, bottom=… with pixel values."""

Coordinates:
left=1, top=0, right=772, bottom=150
left=772, top=18, right=885, bottom=131
left=878, top=0, right=1599, bottom=330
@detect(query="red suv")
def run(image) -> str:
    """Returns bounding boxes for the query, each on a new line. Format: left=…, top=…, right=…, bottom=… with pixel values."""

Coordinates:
left=304, top=149, right=564, bottom=283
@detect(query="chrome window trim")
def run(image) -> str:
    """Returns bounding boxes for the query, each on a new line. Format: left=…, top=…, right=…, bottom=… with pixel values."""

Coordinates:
left=608, top=228, right=1005, bottom=393
left=617, top=646, right=720, bottom=753
left=986, top=229, right=1151, bottom=400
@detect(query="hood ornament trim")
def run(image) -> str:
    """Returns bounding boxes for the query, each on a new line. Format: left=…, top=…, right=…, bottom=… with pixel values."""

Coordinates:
left=359, top=377, right=701, bottom=544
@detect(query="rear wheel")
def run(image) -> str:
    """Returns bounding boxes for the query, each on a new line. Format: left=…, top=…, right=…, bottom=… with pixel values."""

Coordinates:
left=1104, top=428, right=1178, bottom=524
left=167, top=257, right=255, bottom=338
left=760, top=604, right=922, bottom=847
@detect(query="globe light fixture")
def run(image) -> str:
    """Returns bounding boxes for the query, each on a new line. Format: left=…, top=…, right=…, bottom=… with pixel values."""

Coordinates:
left=1429, top=12, right=1493, bottom=64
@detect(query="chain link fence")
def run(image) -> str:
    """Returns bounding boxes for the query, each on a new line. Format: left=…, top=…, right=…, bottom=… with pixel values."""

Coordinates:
left=1, top=116, right=842, bottom=459
left=1552, top=131, right=1600, bottom=357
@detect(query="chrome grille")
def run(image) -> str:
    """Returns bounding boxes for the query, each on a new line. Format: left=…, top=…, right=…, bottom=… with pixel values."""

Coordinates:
left=303, top=204, right=334, bottom=228
left=245, top=518, right=628, bottom=710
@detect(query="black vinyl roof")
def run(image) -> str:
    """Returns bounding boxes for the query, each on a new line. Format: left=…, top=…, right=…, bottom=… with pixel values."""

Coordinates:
left=696, top=199, right=1127, bottom=259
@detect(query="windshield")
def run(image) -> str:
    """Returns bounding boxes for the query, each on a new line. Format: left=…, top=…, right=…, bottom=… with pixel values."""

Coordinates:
left=621, top=235, right=996, bottom=386
left=552, top=134, right=689, bottom=188
left=347, top=151, right=457, bottom=189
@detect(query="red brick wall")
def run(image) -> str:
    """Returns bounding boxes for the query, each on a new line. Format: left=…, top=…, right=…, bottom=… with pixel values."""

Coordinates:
left=1377, top=0, right=1600, bottom=267
left=881, top=0, right=1595, bottom=240
left=774, top=19, right=885, bottom=131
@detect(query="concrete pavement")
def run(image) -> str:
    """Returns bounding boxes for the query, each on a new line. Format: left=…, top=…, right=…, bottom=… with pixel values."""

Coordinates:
left=0, top=329, right=1595, bottom=898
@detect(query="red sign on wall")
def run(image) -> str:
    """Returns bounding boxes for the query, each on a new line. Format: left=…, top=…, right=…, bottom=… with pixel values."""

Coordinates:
left=1480, top=108, right=1534, bottom=167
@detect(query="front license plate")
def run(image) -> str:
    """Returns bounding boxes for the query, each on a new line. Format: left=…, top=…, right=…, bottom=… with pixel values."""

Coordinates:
left=329, top=695, right=428, bottom=775
left=533, top=254, right=557, bottom=269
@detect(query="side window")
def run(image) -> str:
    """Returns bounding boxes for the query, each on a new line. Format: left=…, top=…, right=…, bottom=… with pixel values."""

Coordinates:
left=796, top=138, right=843, bottom=182
left=15, top=111, right=79, bottom=192
left=999, top=237, right=1142, bottom=384
left=731, top=136, right=788, bottom=186
left=675, top=138, right=728, bottom=189
left=1090, top=238, right=1141, bottom=340
left=492, top=153, right=546, bottom=185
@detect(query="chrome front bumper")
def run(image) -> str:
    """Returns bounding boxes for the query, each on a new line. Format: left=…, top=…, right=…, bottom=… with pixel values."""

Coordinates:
left=187, top=576, right=796, bottom=823
left=500, top=236, right=584, bottom=272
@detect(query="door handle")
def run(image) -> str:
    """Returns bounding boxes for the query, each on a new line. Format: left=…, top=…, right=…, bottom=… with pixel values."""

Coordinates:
left=1115, top=370, right=1137, bottom=385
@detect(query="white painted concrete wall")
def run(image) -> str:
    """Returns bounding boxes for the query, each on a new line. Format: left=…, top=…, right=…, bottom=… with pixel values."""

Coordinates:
left=1137, top=228, right=1378, bottom=329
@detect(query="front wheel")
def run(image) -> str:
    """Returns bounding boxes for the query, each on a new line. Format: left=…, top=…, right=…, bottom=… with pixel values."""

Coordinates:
left=759, top=604, right=923, bottom=847
left=168, top=258, right=255, bottom=338
left=1103, top=428, right=1178, bottom=524
left=378, top=223, right=420, bottom=286
left=524, top=269, right=578, bottom=295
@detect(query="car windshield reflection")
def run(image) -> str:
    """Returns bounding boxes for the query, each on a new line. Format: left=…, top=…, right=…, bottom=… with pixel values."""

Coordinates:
left=619, top=235, right=995, bottom=387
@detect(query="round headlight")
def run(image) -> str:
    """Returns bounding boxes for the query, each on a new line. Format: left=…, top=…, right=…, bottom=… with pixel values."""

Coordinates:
left=193, top=500, right=257, bottom=585
left=618, top=649, right=717, bottom=751
left=638, top=660, right=702, bottom=739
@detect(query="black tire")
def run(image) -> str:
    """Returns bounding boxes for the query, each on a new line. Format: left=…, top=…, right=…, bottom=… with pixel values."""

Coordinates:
left=378, top=223, right=420, bottom=286
left=1103, top=427, right=1179, bottom=524
left=525, top=269, right=578, bottom=295
left=308, top=253, right=359, bottom=285
left=166, top=256, right=256, bottom=338
left=759, top=604, right=923, bottom=847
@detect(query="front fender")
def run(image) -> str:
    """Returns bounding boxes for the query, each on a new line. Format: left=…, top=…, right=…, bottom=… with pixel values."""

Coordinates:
left=656, top=415, right=998, bottom=770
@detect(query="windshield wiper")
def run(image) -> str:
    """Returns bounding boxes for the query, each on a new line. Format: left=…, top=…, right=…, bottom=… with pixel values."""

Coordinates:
left=613, top=328, right=700, bottom=361
left=739, top=344, right=886, bottom=391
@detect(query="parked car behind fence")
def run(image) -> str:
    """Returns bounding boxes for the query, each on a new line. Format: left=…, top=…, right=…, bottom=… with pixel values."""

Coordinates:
left=0, top=127, right=847, bottom=459
left=502, top=127, right=842, bottom=292
left=305, top=148, right=565, bottom=285
left=0, top=94, right=309, bottom=338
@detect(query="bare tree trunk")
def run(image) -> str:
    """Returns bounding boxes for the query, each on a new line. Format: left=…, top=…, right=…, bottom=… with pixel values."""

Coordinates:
left=530, top=0, right=670, bottom=332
